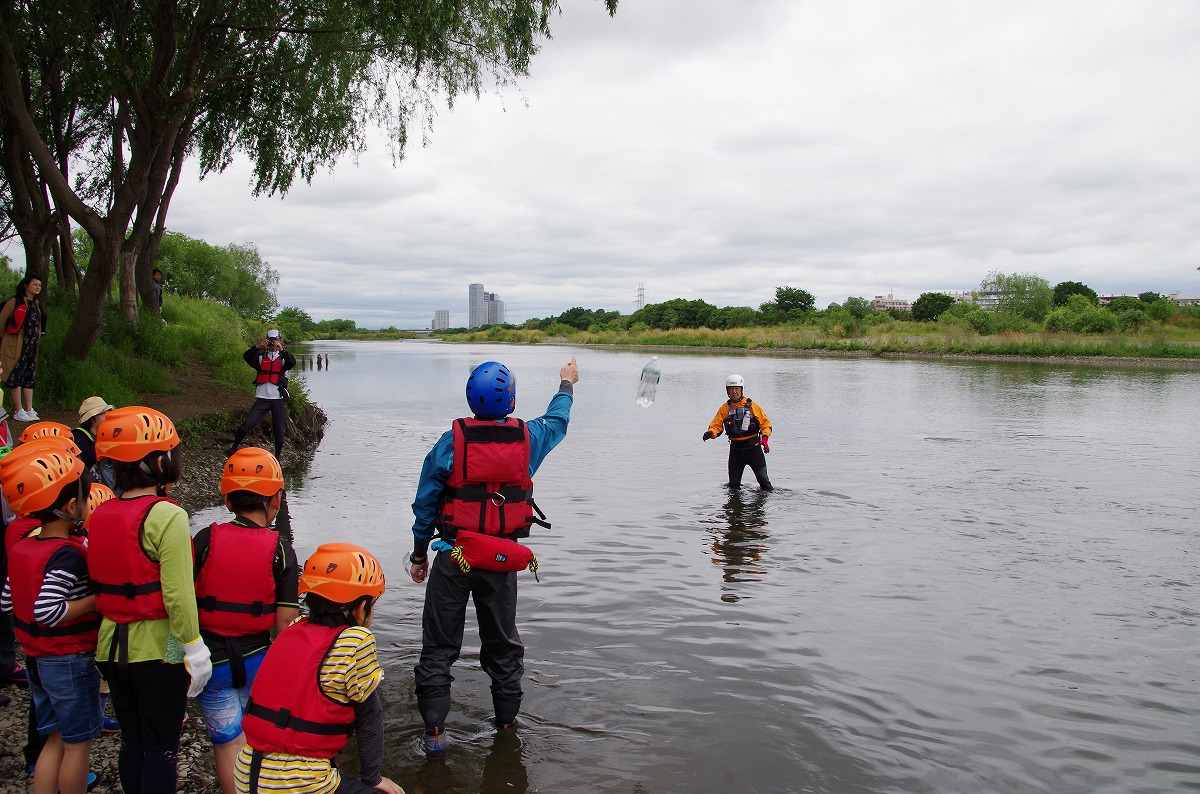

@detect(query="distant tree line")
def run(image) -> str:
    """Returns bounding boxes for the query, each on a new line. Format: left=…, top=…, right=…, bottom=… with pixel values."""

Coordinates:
left=488, top=275, right=1198, bottom=337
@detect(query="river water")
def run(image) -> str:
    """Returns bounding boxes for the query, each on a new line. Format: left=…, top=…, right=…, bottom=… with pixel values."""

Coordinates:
left=194, top=342, right=1200, bottom=793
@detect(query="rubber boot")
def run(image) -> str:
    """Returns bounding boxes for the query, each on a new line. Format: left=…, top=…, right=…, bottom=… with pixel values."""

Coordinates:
left=493, top=697, right=520, bottom=731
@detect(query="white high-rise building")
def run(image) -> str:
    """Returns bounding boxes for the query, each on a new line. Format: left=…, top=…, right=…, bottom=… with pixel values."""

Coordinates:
left=433, top=309, right=450, bottom=330
left=468, top=283, right=485, bottom=328
left=469, top=283, right=508, bottom=327
left=485, top=295, right=507, bottom=325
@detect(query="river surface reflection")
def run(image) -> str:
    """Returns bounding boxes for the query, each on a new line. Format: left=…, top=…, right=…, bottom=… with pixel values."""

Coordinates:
left=194, top=342, right=1200, bottom=793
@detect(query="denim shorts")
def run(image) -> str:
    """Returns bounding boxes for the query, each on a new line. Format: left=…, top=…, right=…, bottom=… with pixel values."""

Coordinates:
left=29, top=653, right=102, bottom=743
left=196, top=648, right=266, bottom=745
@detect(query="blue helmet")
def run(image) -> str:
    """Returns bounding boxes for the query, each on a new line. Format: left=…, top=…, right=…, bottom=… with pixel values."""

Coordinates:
left=466, top=361, right=516, bottom=419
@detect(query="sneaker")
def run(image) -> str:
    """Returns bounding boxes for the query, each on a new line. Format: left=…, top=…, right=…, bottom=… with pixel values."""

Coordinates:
left=26, top=410, right=38, bottom=420
left=422, top=728, right=448, bottom=755
left=12, top=409, right=30, bottom=422
left=102, top=715, right=121, bottom=733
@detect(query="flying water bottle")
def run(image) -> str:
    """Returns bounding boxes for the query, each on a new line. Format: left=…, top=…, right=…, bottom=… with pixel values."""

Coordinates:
left=635, top=356, right=661, bottom=407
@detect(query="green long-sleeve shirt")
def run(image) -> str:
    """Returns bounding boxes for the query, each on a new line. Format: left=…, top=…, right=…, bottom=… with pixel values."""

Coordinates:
left=96, top=499, right=200, bottom=664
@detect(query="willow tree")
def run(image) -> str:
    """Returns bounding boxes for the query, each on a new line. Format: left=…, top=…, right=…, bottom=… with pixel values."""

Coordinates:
left=0, top=0, right=617, bottom=359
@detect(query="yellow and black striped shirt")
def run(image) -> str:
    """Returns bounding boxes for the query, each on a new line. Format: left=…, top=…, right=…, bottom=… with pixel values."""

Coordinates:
left=233, top=624, right=383, bottom=794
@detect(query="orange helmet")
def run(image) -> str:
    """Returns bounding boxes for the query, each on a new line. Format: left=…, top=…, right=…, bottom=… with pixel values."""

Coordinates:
left=299, top=543, right=386, bottom=603
left=83, top=483, right=117, bottom=528
left=19, top=421, right=73, bottom=445
left=28, top=433, right=83, bottom=458
left=95, top=406, right=179, bottom=462
left=221, top=447, right=284, bottom=497
left=0, top=443, right=84, bottom=516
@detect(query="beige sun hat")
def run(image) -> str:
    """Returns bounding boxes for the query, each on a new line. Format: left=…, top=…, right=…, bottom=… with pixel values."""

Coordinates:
left=78, top=396, right=116, bottom=425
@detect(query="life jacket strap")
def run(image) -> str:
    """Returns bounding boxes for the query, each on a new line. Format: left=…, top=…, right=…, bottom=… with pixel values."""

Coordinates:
left=245, top=700, right=353, bottom=736
left=14, top=616, right=102, bottom=637
left=93, top=580, right=163, bottom=599
left=197, top=595, right=275, bottom=617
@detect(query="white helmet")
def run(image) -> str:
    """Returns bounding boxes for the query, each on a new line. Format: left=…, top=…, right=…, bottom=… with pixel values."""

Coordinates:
left=725, top=374, right=745, bottom=388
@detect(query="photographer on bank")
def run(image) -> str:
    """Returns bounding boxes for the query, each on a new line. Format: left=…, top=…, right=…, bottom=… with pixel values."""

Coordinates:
left=227, top=329, right=296, bottom=461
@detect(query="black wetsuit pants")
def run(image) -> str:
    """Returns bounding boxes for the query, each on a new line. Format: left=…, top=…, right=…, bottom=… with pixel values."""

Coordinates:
left=415, top=552, right=524, bottom=731
left=728, top=441, right=773, bottom=490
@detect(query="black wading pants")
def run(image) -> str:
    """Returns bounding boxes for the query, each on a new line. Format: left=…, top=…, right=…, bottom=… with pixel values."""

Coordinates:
left=415, top=552, right=523, bottom=731
left=728, top=439, right=773, bottom=491
left=233, top=397, right=287, bottom=459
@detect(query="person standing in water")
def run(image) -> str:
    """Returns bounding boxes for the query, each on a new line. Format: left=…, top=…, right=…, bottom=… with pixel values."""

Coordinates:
left=702, top=374, right=774, bottom=491
left=408, top=357, right=579, bottom=754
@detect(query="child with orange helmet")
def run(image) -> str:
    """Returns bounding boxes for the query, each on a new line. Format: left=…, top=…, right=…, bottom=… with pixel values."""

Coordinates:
left=235, top=543, right=404, bottom=794
left=0, top=441, right=100, bottom=794
left=87, top=406, right=211, bottom=793
left=192, top=448, right=299, bottom=794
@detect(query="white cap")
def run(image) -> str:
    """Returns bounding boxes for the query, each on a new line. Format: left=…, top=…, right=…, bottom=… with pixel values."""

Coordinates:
left=266, top=329, right=281, bottom=339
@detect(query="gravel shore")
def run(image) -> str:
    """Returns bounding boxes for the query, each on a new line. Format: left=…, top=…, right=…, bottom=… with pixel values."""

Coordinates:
left=0, top=680, right=218, bottom=794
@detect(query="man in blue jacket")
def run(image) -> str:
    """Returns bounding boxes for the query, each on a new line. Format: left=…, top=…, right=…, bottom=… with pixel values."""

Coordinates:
left=409, top=356, right=578, bottom=755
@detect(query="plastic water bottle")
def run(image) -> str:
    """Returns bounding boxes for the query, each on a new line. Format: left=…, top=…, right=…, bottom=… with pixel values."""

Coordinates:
left=635, top=356, right=661, bottom=407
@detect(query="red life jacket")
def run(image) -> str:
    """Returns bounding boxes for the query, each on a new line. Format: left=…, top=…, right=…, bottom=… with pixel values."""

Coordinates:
left=87, top=496, right=173, bottom=623
left=439, top=418, right=537, bottom=538
left=255, top=354, right=285, bottom=385
left=4, top=516, right=40, bottom=556
left=194, top=522, right=279, bottom=636
left=9, top=535, right=101, bottom=657
left=242, top=620, right=355, bottom=758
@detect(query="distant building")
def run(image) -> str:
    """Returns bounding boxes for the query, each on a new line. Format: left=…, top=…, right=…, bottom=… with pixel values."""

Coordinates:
left=468, top=283, right=485, bottom=328
left=870, top=293, right=911, bottom=312
left=1165, top=292, right=1200, bottom=306
left=433, top=309, right=450, bottom=330
left=468, top=283, right=508, bottom=327
left=1098, top=295, right=1133, bottom=306
left=948, top=290, right=976, bottom=304
left=485, top=293, right=507, bottom=325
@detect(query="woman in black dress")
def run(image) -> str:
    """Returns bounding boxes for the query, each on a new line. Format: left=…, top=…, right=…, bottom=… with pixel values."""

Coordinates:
left=0, top=276, right=48, bottom=422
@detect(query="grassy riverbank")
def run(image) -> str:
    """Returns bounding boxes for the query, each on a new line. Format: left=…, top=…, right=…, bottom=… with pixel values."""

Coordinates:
left=438, top=322, right=1200, bottom=362
left=24, top=292, right=327, bottom=512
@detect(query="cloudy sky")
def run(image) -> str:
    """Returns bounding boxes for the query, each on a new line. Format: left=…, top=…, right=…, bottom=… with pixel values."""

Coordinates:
left=160, top=0, right=1198, bottom=328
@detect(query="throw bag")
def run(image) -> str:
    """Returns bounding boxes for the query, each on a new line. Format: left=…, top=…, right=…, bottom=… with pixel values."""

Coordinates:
left=454, top=531, right=535, bottom=573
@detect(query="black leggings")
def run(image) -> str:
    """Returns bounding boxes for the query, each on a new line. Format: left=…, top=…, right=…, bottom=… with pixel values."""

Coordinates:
left=98, top=660, right=189, bottom=794
left=728, top=443, right=773, bottom=490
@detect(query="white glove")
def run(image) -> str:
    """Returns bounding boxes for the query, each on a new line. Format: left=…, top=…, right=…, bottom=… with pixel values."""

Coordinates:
left=183, top=637, right=213, bottom=698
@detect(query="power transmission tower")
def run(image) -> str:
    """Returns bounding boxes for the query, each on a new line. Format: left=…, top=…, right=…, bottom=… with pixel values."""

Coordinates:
left=636, top=283, right=645, bottom=311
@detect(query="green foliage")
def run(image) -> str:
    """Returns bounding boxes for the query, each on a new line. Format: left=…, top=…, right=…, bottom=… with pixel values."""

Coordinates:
left=842, top=296, right=873, bottom=319
left=155, top=232, right=279, bottom=319
left=1052, top=281, right=1098, bottom=307
left=1044, top=305, right=1118, bottom=334
left=980, top=271, right=1054, bottom=321
left=1147, top=298, right=1175, bottom=322
left=30, top=291, right=252, bottom=410
left=1139, top=292, right=1163, bottom=303
left=912, top=292, right=956, bottom=321
left=774, top=286, right=816, bottom=313
left=1115, top=309, right=1148, bottom=331
left=1104, top=296, right=1143, bottom=313
left=817, top=307, right=861, bottom=338
left=630, top=298, right=718, bottom=330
